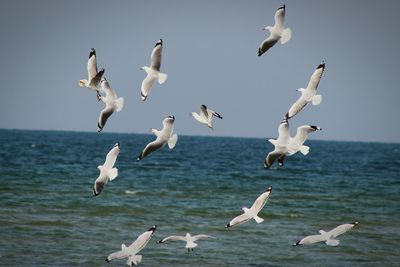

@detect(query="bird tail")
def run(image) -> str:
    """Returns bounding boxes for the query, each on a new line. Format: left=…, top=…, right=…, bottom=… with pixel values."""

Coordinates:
left=127, top=255, right=142, bottom=266
left=168, top=134, right=178, bottom=149
left=299, top=145, right=310, bottom=156
left=312, top=94, right=322, bottom=105
left=115, top=97, right=124, bottom=112
left=326, top=238, right=340, bottom=247
left=281, top=28, right=291, bottom=44
left=253, top=215, right=264, bottom=224
left=158, top=72, right=168, bottom=84
left=186, top=242, right=198, bottom=249
left=108, top=168, right=118, bottom=181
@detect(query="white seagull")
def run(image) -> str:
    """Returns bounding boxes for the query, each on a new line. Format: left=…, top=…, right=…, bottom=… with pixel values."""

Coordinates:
left=97, top=77, right=124, bottom=132
left=286, top=62, right=325, bottom=119
left=93, top=142, right=120, bottom=196
left=137, top=116, right=178, bottom=160
left=106, top=225, right=157, bottom=266
left=140, top=39, right=168, bottom=101
left=79, top=48, right=105, bottom=98
left=191, top=104, right=223, bottom=129
left=264, top=119, right=322, bottom=169
left=258, top=5, right=291, bottom=56
left=294, top=222, right=359, bottom=247
left=157, top=233, right=216, bottom=252
left=226, top=187, right=272, bottom=228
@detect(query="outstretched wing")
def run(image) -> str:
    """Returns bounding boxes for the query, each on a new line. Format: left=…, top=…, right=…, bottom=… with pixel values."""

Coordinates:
left=128, top=226, right=157, bottom=254
left=97, top=105, right=114, bottom=132
left=329, top=223, right=355, bottom=238
left=150, top=39, right=163, bottom=71
left=295, top=234, right=326, bottom=245
left=137, top=138, right=164, bottom=160
left=140, top=74, right=157, bottom=101
left=258, top=36, right=278, bottom=56
left=192, top=234, right=215, bottom=241
left=157, top=235, right=186, bottom=243
left=274, top=5, right=286, bottom=29
left=226, top=212, right=252, bottom=228
left=250, top=188, right=272, bottom=213
left=306, top=63, right=325, bottom=92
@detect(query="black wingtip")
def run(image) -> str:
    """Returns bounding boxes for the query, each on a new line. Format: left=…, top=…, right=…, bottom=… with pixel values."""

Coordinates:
left=266, top=186, right=272, bottom=192
left=156, top=239, right=163, bottom=244
left=317, top=62, right=325, bottom=70
left=137, top=152, right=143, bottom=161
left=278, top=4, right=286, bottom=10
left=105, top=257, right=110, bottom=262
left=225, top=223, right=231, bottom=228
left=97, top=123, right=103, bottom=132
left=148, top=225, right=157, bottom=232
left=293, top=240, right=301, bottom=246
left=264, top=160, right=270, bottom=169
left=258, top=48, right=263, bottom=57
left=92, top=190, right=99, bottom=197
left=201, top=104, right=207, bottom=109
left=352, top=221, right=360, bottom=226
left=155, top=39, right=163, bottom=47
left=89, top=48, right=96, bottom=58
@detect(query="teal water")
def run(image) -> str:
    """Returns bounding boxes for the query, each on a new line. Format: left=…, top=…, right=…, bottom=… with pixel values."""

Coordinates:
left=0, top=129, right=399, bottom=266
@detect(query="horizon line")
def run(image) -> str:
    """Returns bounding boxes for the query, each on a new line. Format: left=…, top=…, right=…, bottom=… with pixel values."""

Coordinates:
left=0, top=127, right=398, bottom=145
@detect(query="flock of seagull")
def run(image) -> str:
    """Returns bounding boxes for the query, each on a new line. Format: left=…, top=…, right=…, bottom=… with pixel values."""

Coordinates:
left=77, top=5, right=359, bottom=266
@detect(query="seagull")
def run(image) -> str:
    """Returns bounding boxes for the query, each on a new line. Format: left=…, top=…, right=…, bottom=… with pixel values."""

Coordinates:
left=286, top=62, right=325, bottom=119
left=106, top=225, right=157, bottom=266
left=79, top=48, right=105, bottom=99
left=157, top=233, right=215, bottom=252
left=258, top=5, right=291, bottom=56
left=226, top=187, right=272, bottom=228
left=294, top=222, right=359, bottom=247
left=191, top=104, right=223, bottom=129
left=264, top=119, right=322, bottom=169
left=92, top=142, right=120, bottom=196
left=97, top=77, right=124, bottom=132
left=140, top=39, right=168, bottom=101
left=137, top=116, right=178, bottom=160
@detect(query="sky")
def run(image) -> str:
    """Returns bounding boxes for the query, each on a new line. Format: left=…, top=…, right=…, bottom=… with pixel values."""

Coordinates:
left=0, top=0, right=399, bottom=143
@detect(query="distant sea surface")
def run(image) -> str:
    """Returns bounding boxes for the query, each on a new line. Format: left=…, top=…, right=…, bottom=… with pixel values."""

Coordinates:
left=0, top=129, right=399, bottom=266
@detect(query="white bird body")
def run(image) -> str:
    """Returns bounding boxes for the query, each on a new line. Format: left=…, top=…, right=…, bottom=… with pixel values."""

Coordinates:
left=93, top=143, right=120, bottom=196
left=258, top=5, right=291, bottom=56
left=140, top=39, right=168, bottom=101
left=157, top=233, right=215, bottom=252
left=79, top=48, right=105, bottom=91
left=226, top=187, right=272, bottom=228
left=191, top=104, right=223, bottom=129
left=97, top=78, right=124, bottom=132
left=106, top=226, right=156, bottom=266
left=286, top=63, right=325, bottom=119
left=264, top=120, right=321, bottom=168
left=137, top=116, right=178, bottom=160
left=294, top=222, right=359, bottom=246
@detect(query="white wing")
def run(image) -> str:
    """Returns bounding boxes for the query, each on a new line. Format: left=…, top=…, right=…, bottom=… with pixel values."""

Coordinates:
left=200, top=105, right=210, bottom=121
left=295, top=234, right=327, bottom=245
left=250, top=187, right=272, bottom=213
left=161, top=116, right=175, bottom=133
left=329, top=223, right=356, bottom=238
left=103, top=145, right=119, bottom=170
left=157, top=235, right=187, bottom=243
left=140, top=73, right=157, bottom=101
left=290, top=125, right=321, bottom=148
left=87, top=48, right=98, bottom=82
left=101, top=80, right=118, bottom=100
left=226, top=212, right=252, bottom=228
left=276, top=119, right=290, bottom=145
left=286, top=94, right=308, bottom=119
left=274, top=5, right=286, bottom=29
left=192, top=234, right=215, bottom=241
left=127, top=226, right=157, bottom=255
left=150, top=39, right=163, bottom=71
left=306, top=63, right=325, bottom=92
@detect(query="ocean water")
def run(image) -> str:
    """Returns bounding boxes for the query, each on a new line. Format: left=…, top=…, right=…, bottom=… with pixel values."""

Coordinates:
left=0, top=129, right=399, bottom=267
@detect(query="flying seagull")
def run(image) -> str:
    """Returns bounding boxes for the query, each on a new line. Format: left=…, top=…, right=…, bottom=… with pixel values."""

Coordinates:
left=106, top=225, right=157, bottom=266
left=191, top=104, right=223, bottom=129
left=226, top=187, right=272, bottom=228
left=294, top=222, right=359, bottom=247
left=93, top=142, right=120, bottom=196
left=157, top=233, right=215, bottom=252
left=286, top=62, right=325, bottom=119
left=140, top=39, right=168, bottom=101
left=264, top=119, right=322, bottom=169
left=97, top=77, right=124, bottom=132
left=137, top=116, right=178, bottom=160
left=79, top=48, right=105, bottom=99
left=258, top=5, right=291, bottom=56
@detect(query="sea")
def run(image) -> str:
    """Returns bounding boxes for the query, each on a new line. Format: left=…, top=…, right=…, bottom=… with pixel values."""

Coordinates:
left=0, top=129, right=399, bottom=267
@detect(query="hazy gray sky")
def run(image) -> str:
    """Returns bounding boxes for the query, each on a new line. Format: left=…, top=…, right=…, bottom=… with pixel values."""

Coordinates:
left=0, top=0, right=399, bottom=143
